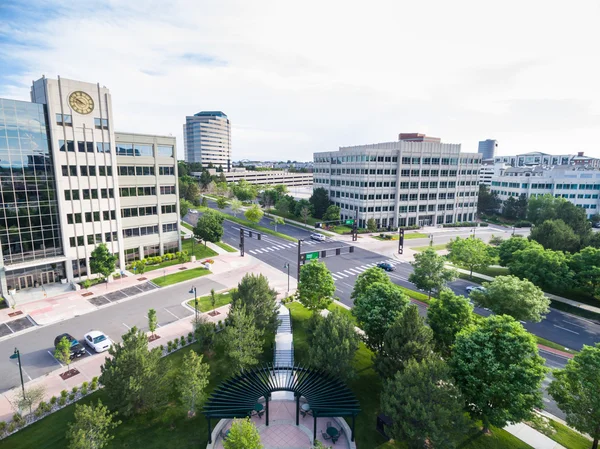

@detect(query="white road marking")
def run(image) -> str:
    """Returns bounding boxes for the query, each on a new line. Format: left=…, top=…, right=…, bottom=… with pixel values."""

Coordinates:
left=275, top=245, right=287, bottom=250
left=122, top=323, right=131, bottom=330
left=563, top=320, right=586, bottom=329
left=343, top=270, right=356, bottom=276
left=553, top=325, right=579, bottom=335
left=164, top=308, right=180, bottom=320
left=249, top=250, right=258, bottom=255
left=335, top=272, right=349, bottom=278
left=4, top=322, right=14, bottom=333
left=85, top=349, right=93, bottom=357
left=341, top=282, right=354, bottom=289
left=47, top=350, right=63, bottom=367
left=254, top=249, right=264, bottom=254
left=336, top=287, right=345, bottom=293
left=331, top=274, right=342, bottom=280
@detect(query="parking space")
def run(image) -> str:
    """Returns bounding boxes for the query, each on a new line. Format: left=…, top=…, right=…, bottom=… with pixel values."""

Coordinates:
left=0, top=323, right=13, bottom=338
left=85, top=282, right=159, bottom=307
left=87, top=296, right=110, bottom=307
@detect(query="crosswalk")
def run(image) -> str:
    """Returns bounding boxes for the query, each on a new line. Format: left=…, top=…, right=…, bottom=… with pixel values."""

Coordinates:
left=247, top=240, right=320, bottom=255
left=330, top=259, right=405, bottom=280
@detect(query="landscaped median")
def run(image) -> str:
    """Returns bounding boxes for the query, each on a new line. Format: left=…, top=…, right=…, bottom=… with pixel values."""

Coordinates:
left=213, top=241, right=237, bottom=253
left=152, top=267, right=211, bottom=287
left=186, top=291, right=232, bottom=312
left=224, top=214, right=297, bottom=243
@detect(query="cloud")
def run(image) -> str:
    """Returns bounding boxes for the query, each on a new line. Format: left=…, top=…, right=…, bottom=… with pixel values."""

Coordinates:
left=0, top=0, right=599, bottom=160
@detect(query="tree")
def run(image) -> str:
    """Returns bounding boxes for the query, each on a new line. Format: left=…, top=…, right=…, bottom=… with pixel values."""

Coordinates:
left=446, top=237, right=495, bottom=278
left=309, top=187, right=331, bottom=219
left=381, top=357, right=468, bottom=449
left=351, top=266, right=391, bottom=300
left=193, top=315, right=216, bottom=353
left=528, top=195, right=591, bottom=240
left=569, top=246, right=600, bottom=298
left=300, top=206, right=311, bottom=225
left=177, top=350, right=210, bottom=417
left=530, top=219, right=581, bottom=253
left=270, top=216, right=284, bottom=232
left=89, top=243, right=117, bottom=283
left=409, top=248, right=456, bottom=299
left=296, top=261, right=335, bottom=312
left=375, top=305, right=434, bottom=378
left=502, top=196, right=519, bottom=219
left=527, top=194, right=560, bottom=225
left=201, top=196, right=208, bottom=208
left=99, top=326, right=170, bottom=416
left=470, top=275, right=550, bottom=322
left=147, top=309, right=157, bottom=338
left=183, top=181, right=200, bottom=203
left=210, top=288, right=216, bottom=310
left=450, top=315, right=547, bottom=432
left=294, top=199, right=312, bottom=218
left=515, top=194, right=529, bottom=219
left=366, top=218, right=377, bottom=232
left=275, top=198, right=289, bottom=216
left=223, top=306, right=264, bottom=373
left=427, top=289, right=473, bottom=356
left=308, top=309, right=359, bottom=380
left=230, top=199, right=242, bottom=217
left=548, top=343, right=600, bottom=449
left=216, top=196, right=228, bottom=210
left=592, top=214, right=600, bottom=227
left=509, top=246, right=574, bottom=291
left=497, top=236, right=539, bottom=267
left=477, top=184, right=501, bottom=215
left=55, top=336, right=72, bottom=373
left=231, top=180, right=258, bottom=202
left=230, top=274, right=279, bottom=332
left=194, top=210, right=224, bottom=245
left=66, top=400, right=121, bottom=449
left=179, top=199, right=192, bottom=218
left=244, top=204, right=264, bottom=224
left=261, top=188, right=279, bottom=210
left=13, top=385, right=46, bottom=415
left=353, top=282, right=409, bottom=352
left=198, top=170, right=213, bottom=189
left=223, top=418, right=263, bottom=449
left=488, top=235, right=504, bottom=246
left=322, top=205, right=341, bottom=222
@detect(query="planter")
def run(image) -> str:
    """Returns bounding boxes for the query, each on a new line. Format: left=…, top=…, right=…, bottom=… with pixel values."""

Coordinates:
left=8, top=289, right=16, bottom=295
left=190, top=255, right=196, bottom=263
left=60, top=278, right=68, bottom=284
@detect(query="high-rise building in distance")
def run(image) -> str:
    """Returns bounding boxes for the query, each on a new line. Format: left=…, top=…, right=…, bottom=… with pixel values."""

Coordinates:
left=183, top=111, right=231, bottom=171
left=478, top=139, right=498, bottom=160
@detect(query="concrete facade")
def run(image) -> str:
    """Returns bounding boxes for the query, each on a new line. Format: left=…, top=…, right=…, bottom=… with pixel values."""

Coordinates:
left=194, top=168, right=313, bottom=187
left=183, top=111, right=231, bottom=170
left=494, top=151, right=600, bottom=168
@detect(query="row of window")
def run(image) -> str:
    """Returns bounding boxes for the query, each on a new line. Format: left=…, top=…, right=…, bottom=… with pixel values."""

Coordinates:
left=491, top=182, right=600, bottom=190
left=325, top=180, right=398, bottom=188
left=56, top=114, right=72, bottom=126
left=330, top=190, right=397, bottom=200
left=162, top=223, right=178, bottom=233
left=400, top=169, right=477, bottom=177
left=493, top=190, right=600, bottom=202
left=315, top=155, right=481, bottom=165
left=59, top=140, right=111, bottom=153
left=118, top=186, right=175, bottom=197
left=67, top=210, right=116, bottom=224
left=61, top=165, right=113, bottom=177
left=95, top=118, right=109, bottom=130
left=121, top=206, right=157, bottom=218
left=161, top=204, right=177, bottom=214
left=123, top=225, right=159, bottom=238
left=69, top=231, right=118, bottom=248
left=65, top=188, right=115, bottom=200
left=116, top=143, right=174, bottom=158
left=118, top=166, right=156, bottom=176
left=159, top=166, right=174, bottom=175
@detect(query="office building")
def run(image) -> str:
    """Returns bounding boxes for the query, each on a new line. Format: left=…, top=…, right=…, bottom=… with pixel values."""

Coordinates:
left=493, top=151, right=600, bottom=168
left=183, top=111, right=231, bottom=170
left=489, top=165, right=600, bottom=219
left=313, top=134, right=481, bottom=229
left=0, top=76, right=180, bottom=300
left=193, top=167, right=313, bottom=187
left=478, top=139, right=498, bottom=160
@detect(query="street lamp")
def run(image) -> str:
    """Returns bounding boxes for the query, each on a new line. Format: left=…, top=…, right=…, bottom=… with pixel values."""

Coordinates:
left=9, top=348, right=25, bottom=398
left=512, top=226, right=516, bottom=236
left=429, top=234, right=434, bottom=247
left=189, top=286, right=198, bottom=322
left=471, top=228, right=476, bottom=239
left=163, top=269, right=166, bottom=283
left=283, top=263, right=290, bottom=294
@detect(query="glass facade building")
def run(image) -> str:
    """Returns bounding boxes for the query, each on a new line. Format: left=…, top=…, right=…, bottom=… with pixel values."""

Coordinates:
left=0, top=99, right=62, bottom=265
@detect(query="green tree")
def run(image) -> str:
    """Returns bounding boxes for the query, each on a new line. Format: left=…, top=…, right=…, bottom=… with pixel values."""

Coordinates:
left=569, top=246, right=600, bottom=297
left=194, top=210, right=224, bottom=245
left=427, top=289, right=473, bottom=355
left=54, top=336, right=72, bottom=374
left=309, top=187, right=331, bottom=219
left=322, top=205, right=341, bottom=222
left=497, top=236, right=539, bottom=267
left=352, top=282, right=409, bottom=352
left=147, top=309, right=157, bottom=338
left=210, top=288, right=216, bottom=310
left=300, top=206, right=311, bottom=225
left=530, top=219, right=581, bottom=253
left=99, top=326, right=170, bottom=416
left=223, top=306, right=263, bottom=373
left=201, top=196, right=208, bottom=208
left=66, top=400, right=121, bottom=449
left=502, top=196, right=519, bottom=219
left=528, top=195, right=591, bottom=239
left=294, top=199, right=313, bottom=218
left=183, top=181, right=200, bottom=203
left=177, top=350, right=210, bottom=417
left=548, top=343, right=600, bottom=449
left=223, top=418, right=263, bottom=449
left=477, top=184, right=501, bottom=215
left=193, top=315, right=216, bottom=353
left=351, top=266, right=391, bottom=300
left=509, top=246, right=574, bottom=291
left=366, top=218, right=377, bottom=232
left=216, top=196, right=228, bottom=210
left=375, top=305, right=434, bottom=378
left=179, top=199, right=192, bottom=218
left=381, top=357, right=468, bottom=449
left=89, top=243, right=117, bottom=283
left=230, top=274, right=279, bottom=332
left=261, top=188, right=279, bottom=210
left=231, top=180, right=258, bottom=202
left=470, top=275, right=550, bottom=322
left=488, top=235, right=504, bottom=246
left=296, top=261, right=335, bottom=312
left=447, top=236, right=495, bottom=278
left=230, top=199, right=242, bottom=217
left=308, top=309, right=359, bottom=380
left=527, top=194, right=560, bottom=225
left=592, top=214, right=600, bottom=227
left=275, top=198, right=289, bottom=216
left=270, top=216, right=284, bottom=232
left=244, top=204, right=264, bottom=224
left=198, top=170, right=213, bottom=189
left=409, top=247, right=456, bottom=299
left=450, top=315, right=547, bottom=433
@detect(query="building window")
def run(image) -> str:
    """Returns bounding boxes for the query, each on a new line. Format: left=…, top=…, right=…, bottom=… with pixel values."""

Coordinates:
left=59, top=140, right=75, bottom=152
left=162, top=222, right=178, bottom=233
left=94, top=118, right=109, bottom=130
left=159, top=166, right=174, bottom=176
left=157, top=145, right=173, bottom=157
left=96, top=142, right=111, bottom=153
left=56, top=114, right=73, bottom=126
left=134, top=144, right=153, bottom=157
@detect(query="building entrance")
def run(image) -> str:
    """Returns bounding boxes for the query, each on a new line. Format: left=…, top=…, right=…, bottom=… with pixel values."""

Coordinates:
left=18, top=275, right=34, bottom=290
left=41, top=271, right=55, bottom=285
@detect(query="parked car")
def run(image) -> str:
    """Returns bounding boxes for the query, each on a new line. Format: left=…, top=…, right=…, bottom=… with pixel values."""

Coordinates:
left=466, top=286, right=486, bottom=295
left=310, top=233, right=326, bottom=242
left=189, top=209, right=198, bottom=214
left=53, top=333, right=86, bottom=359
left=377, top=262, right=395, bottom=272
left=84, top=330, right=113, bottom=353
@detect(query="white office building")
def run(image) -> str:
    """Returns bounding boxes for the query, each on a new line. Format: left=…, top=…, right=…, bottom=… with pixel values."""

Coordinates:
left=493, top=151, right=600, bottom=168
left=313, top=135, right=481, bottom=229
left=183, top=111, right=231, bottom=170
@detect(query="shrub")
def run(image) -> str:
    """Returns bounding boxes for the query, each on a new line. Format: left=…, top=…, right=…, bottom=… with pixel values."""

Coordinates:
left=90, top=380, right=97, bottom=391
left=82, top=381, right=88, bottom=389
left=81, top=279, right=92, bottom=289
left=71, top=386, right=78, bottom=394
left=34, top=407, right=44, bottom=418
left=12, top=413, right=24, bottom=427
left=81, top=385, right=88, bottom=395
left=0, top=421, right=6, bottom=436
left=160, top=344, right=164, bottom=352
left=60, top=389, right=68, bottom=398
left=180, top=335, right=186, bottom=346
left=7, top=421, right=17, bottom=433
left=167, top=340, right=173, bottom=351
left=187, top=332, right=193, bottom=343
left=49, top=396, right=57, bottom=405
left=217, top=320, right=222, bottom=330
left=59, top=396, right=67, bottom=406
left=68, top=393, right=75, bottom=401
left=515, top=220, right=532, bottom=228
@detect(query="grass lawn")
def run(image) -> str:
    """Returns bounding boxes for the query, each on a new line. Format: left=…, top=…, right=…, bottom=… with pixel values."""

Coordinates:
left=186, top=291, right=232, bottom=312
left=413, top=244, right=447, bottom=252
left=214, top=241, right=237, bottom=252
left=181, top=221, right=194, bottom=231
left=535, top=336, right=578, bottom=355
left=477, top=266, right=510, bottom=277
left=153, top=267, right=211, bottom=287
left=327, top=302, right=357, bottom=325
left=224, top=214, right=297, bottom=243
left=142, top=240, right=217, bottom=273
left=546, top=419, right=591, bottom=449
left=373, top=232, right=428, bottom=241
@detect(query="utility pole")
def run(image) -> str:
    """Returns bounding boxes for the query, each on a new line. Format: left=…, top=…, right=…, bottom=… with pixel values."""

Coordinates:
left=283, top=263, right=290, bottom=295
left=296, top=239, right=303, bottom=280
left=352, top=207, right=358, bottom=242
left=398, top=228, right=405, bottom=255
left=239, top=228, right=245, bottom=257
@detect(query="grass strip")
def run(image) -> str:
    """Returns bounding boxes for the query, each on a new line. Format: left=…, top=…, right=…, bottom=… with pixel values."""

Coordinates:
left=153, top=267, right=210, bottom=287
left=412, top=244, right=447, bottom=252
left=535, top=336, right=578, bottom=355
left=186, top=291, right=232, bottom=312
left=180, top=221, right=194, bottom=231
left=214, top=241, right=237, bottom=253
left=224, top=215, right=297, bottom=242
left=546, top=419, right=590, bottom=449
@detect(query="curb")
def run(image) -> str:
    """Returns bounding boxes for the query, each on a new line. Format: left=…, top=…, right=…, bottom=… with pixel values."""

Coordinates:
left=537, top=344, right=575, bottom=359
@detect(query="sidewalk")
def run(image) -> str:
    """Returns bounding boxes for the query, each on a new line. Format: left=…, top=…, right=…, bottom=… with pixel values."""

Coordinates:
left=505, top=422, right=566, bottom=449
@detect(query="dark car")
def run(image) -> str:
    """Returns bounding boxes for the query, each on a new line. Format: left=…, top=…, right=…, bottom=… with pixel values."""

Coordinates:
left=377, top=262, right=395, bottom=272
left=54, top=333, right=86, bottom=359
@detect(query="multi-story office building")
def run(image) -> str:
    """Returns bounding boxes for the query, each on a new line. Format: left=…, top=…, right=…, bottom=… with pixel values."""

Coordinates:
left=313, top=135, right=481, bottom=229
left=0, top=76, right=180, bottom=299
left=489, top=165, right=600, bottom=218
left=478, top=139, right=498, bottom=160
left=493, top=151, right=600, bottom=168
left=183, top=111, right=231, bottom=170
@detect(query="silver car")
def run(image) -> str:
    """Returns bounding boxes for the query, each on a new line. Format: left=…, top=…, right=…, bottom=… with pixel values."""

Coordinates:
left=310, top=233, right=326, bottom=242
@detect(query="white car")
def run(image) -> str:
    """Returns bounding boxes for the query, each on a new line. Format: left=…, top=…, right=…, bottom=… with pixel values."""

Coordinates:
left=189, top=209, right=198, bottom=214
left=84, top=330, right=112, bottom=353
left=310, top=233, right=326, bottom=242
left=466, top=286, right=486, bottom=295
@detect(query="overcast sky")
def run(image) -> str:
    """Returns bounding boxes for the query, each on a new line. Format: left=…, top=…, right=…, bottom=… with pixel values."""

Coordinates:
left=1, top=0, right=599, bottom=161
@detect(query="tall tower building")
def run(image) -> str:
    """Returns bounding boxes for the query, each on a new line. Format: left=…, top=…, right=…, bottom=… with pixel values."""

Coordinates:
left=478, top=139, right=498, bottom=160
left=183, top=111, right=231, bottom=171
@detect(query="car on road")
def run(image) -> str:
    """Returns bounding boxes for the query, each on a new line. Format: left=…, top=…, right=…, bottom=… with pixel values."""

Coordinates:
left=189, top=209, right=198, bottom=214
left=310, top=233, right=326, bottom=242
left=377, top=262, right=395, bottom=272
left=466, top=286, right=486, bottom=295
left=84, top=330, right=113, bottom=353
left=53, top=333, right=86, bottom=359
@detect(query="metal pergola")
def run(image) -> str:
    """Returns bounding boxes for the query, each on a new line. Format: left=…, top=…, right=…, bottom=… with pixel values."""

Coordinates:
left=203, top=364, right=361, bottom=443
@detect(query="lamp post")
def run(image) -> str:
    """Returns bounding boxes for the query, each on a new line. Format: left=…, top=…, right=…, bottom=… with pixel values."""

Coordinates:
left=283, top=263, right=290, bottom=294
left=163, top=269, right=166, bottom=283
left=512, top=226, right=516, bottom=236
left=189, top=286, right=198, bottom=322
left=471, top=228, right=476, bottom=239
left=9, top=348, right=25, bottom=398
left=429, top=234, right=434, bottom=247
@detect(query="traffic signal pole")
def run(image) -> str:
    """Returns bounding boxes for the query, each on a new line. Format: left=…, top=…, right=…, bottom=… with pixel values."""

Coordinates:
left=297, top=239, right=303, bottom=280
left=239, top=228, right=245, bottom=256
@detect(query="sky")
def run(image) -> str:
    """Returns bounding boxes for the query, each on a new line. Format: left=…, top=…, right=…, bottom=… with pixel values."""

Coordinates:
left=1, top=0, right=599, bottom=161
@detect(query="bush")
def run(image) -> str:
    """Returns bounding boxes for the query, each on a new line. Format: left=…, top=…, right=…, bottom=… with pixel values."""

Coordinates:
left=217, top=320, right=222, bottom=330
left=167, top=340, right=173, bottom=352
left=60, top=389, right=68, bottom=398
left=34, top=406, right=44, bottom=418
left=180, top=335, right=186, bottom=347
left=90, top=380, right=98, bottom=391
left=442, top=222, right=479, bottom=228
left=82, top=381, right=88, bottom=389
left=68, top=393, right=75, bottom=401
left=160, top=344, right=164, bottom=352
left=81, top=280, right=92, bottom=289
left=12, top=413, right=24, bottom=427
left=0, top=421, right=6, bottom=436
left=49, top=396, right=57, bottom=405
left=515, top=220, right=532, bottom=228
left=7, top=421, right=17, bottom=433
left=71, top=386, right=78, bottom=394
left=59, top=396, right=67, bottom=406
left=187, top=332, right=193, bottom=343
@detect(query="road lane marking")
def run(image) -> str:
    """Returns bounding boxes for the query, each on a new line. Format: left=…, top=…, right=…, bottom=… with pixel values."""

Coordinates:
left=341, top=282, right=354, bottom=289
left=331, top=274, right=342, bottom=280
left=122, top=323, right=131, bottom=330
left=553, top=325, right=579, bottom=335
left=336, top=287, right=345, bottom=294
left=347, top=268, right=362, bottom=274
left=249, top=250, right=257, bottom=255
left=336, top=272, right=349, bottom=278
left=164, top=308, right=180, bottom=319
left=47, top=350, right=64, bottom=367
left=343, top=270, right=356, bottom=276
left=562, top=320, right=586, bottom=329
left=85, top=349, right=93, bottom=357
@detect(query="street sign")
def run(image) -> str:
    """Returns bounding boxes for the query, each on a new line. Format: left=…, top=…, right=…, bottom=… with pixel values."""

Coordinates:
left=345, top=219, right=354, bottom=225
left=305, top=251, right=319, bottom=261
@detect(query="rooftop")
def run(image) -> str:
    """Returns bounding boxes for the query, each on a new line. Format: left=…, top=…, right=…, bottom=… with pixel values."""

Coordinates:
left=193, top=111, right=228, bottom=118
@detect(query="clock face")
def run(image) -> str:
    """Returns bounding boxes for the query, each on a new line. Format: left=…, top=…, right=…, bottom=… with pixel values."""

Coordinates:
left=68, top=91, right=94, bottom=115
